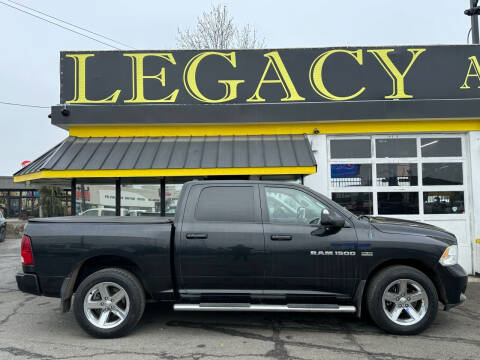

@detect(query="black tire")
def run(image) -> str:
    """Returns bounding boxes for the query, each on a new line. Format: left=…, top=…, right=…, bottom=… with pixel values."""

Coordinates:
left=366, top=265, right=438, bottom=335
left=0, top=226, right=6, bottom=242
left=73, top=268, right=145, bottom=338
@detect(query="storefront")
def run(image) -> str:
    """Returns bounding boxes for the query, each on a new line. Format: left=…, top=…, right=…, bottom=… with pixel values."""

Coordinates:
left=13, top=45, right=480, bottom=274
left=0, top=176, right=70, bottom=218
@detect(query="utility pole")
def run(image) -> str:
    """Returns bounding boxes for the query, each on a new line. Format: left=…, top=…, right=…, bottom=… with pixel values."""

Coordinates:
left=466, top=0, right=480, bottom=44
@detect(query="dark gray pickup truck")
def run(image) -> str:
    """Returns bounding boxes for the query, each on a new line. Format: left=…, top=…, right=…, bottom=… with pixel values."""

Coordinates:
left=16, top=180, right=467, bottom=338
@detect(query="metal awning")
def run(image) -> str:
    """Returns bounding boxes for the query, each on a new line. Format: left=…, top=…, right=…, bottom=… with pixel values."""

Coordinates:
left=14, top=135, right=316, bottom=182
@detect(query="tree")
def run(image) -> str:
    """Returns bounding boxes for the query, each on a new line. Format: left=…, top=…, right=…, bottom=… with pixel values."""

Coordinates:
left=39, top=186, right=66, bottom=217
left=177, top=4, right=265, bottom=49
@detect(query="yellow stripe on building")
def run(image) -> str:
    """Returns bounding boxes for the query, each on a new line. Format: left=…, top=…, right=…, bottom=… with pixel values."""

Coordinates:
left=69, top=119, right=480, bottom=138
left=14, top=166, right=317, bottom=183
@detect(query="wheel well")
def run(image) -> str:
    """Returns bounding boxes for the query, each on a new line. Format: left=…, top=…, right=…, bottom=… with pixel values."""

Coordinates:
left=363, top=259, right=446, bottom=305
left=73, top=256, right=152, bottom=299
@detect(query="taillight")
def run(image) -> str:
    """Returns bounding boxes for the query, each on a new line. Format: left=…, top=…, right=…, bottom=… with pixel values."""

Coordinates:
left=21, top=235, right=34, bottom=265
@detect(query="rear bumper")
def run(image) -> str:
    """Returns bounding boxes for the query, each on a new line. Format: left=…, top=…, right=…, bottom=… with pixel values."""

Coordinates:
left=436, top=264, right=468, bottom=310
left=16, top=272, right=41, bottom=295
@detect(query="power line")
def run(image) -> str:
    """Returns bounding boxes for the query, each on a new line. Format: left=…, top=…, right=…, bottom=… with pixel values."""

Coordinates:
left=6, top=0, right=136, bottom=50
left=0, top=101, right=49, bottom=109
left=0, top=1, right=122, bottom=50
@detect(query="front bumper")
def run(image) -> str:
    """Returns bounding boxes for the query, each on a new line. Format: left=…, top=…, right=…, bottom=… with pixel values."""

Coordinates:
left=436, top=264, right=468, bottom=310
left=16, top=272, right=41, bottom=295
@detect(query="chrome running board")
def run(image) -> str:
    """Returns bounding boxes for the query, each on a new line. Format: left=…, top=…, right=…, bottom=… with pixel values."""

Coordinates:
left=174, top=303, right=356, bottom=313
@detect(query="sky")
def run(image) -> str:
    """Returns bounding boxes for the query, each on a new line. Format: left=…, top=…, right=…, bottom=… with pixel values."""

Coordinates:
left=0, top=0, right=473, bottom=175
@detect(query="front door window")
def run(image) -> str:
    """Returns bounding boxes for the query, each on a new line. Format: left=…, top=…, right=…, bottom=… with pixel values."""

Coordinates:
left=265, top=187, right=326, bottom=225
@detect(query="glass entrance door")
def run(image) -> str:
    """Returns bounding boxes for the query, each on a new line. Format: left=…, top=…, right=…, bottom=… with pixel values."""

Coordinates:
left=8, top=197, right=20, bottom=217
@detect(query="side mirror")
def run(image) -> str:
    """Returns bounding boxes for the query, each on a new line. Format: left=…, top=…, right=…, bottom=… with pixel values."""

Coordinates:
left=320, top=209, right=345, bottom=228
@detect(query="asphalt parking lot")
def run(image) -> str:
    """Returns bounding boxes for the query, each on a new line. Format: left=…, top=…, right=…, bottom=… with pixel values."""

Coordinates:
left=1, top=237, right=479, bottom=360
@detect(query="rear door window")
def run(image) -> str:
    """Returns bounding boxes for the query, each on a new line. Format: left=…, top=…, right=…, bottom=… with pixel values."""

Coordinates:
left=195, top=186, right=255, bottom=222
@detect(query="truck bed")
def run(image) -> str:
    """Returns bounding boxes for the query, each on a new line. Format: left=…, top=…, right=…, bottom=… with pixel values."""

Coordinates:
left=23, top=216, right=174, bottom=299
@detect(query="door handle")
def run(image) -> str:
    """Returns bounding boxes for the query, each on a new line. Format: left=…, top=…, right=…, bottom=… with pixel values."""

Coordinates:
left=186, top=233, right=208, bottom=239
left=271, top=234, right=292, bottom=241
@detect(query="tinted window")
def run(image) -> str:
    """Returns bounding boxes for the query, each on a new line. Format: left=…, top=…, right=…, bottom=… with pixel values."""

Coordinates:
left=376, top=138, right=417, bottom=158
left=422, top=163, right=463, bottom=185
left=195, top=186, right=255, bottom=222
left=423, top=192, right=464, bottom=214
left=330, top=139, right=371, bottom=159
left=331, top=164, right=372, bottom=187
left=421, top=138, right=462, bottom=157
left=378, top=192, right=419, bottom=215
left=376, top=164, right=418, bottom=186
left=265, top=187, right=326, bottom=224
left=331, top=192, right=373, bottom=215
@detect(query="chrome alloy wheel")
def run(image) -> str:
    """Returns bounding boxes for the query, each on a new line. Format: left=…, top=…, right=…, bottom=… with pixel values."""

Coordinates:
left=83, top=282, right=130, bottom=329
left=382, top=279, right=428, bottom=326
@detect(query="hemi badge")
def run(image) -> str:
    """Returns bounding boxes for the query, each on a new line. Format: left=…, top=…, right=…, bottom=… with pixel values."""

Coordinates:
left=361, top=252, right=373, bottom=257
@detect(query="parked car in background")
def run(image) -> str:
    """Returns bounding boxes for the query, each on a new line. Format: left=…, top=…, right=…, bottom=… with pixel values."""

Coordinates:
left=138, top=212, right=161, bottom=216
left=0, top=211, right=6, bottom=242
left=165, top=206, right=176, bottom=215
left=78, top=208, right=116, bottom=217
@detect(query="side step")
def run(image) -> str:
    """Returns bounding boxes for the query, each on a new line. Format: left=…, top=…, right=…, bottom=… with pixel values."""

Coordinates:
left=174, top=303, right=356, bottom=313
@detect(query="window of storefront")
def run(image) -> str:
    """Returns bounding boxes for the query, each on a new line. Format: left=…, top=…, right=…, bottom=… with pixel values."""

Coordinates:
left=121, top=182, right=161, bottom=216
left=328, top=135, right=466, bottom=217
left=76, top=183, right=116, bottom=216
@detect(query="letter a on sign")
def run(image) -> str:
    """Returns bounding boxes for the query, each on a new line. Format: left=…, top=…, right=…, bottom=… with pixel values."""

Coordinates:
left=247, top=51, right=305, bottom=102
left=460, top=56, right=480, bottom=89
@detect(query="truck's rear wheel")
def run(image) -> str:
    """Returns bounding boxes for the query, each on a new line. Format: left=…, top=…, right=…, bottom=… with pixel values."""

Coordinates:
left=73, top=268, right=145, bottom=338
left=366, top=265, right=438, bottom=335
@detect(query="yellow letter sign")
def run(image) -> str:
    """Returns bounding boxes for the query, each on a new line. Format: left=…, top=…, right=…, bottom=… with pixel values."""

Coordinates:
left=309, top=49, right=365, bottom=101
left=123, top=53, right=179, bottom=103
left=183, top=52, right=244, bottom=103
left=368, top=48, right=426, bottom=99
left=66, top=54, right=121, bottom=103
left=460, top=56, right=480, bottom=89
left=247, top=51, right=305, bottom=102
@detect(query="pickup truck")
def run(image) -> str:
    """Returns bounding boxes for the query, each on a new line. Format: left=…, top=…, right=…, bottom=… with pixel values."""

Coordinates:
left=16, top=180, right=467, bottom=338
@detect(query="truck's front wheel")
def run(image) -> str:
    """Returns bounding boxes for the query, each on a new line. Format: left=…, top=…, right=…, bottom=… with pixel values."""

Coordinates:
left=366, top=265, right=438, bottom=335
left=73, top=268, right=146, bottom=338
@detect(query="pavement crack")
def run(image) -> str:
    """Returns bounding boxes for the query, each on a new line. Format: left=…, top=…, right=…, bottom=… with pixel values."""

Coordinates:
left=265, top=318, right=289, bottom=360
left=0, top=346, right=51, bottom=359
left=166, top=319, right=436, bottom=360
left=0, top=294, right=36, bottom=326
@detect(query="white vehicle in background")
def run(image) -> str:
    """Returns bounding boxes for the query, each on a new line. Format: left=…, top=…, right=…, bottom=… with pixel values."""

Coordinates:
left=78, top=208, right=116, bottom=217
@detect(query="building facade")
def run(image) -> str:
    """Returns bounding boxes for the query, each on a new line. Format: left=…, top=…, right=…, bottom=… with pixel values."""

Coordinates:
left=0, top=176, right=70, bottom=218
left=13, top=45, right=480, bottom=274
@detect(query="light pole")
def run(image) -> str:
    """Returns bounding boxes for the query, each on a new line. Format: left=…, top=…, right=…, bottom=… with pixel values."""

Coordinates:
left=465, top=0, right=480, bottom=44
